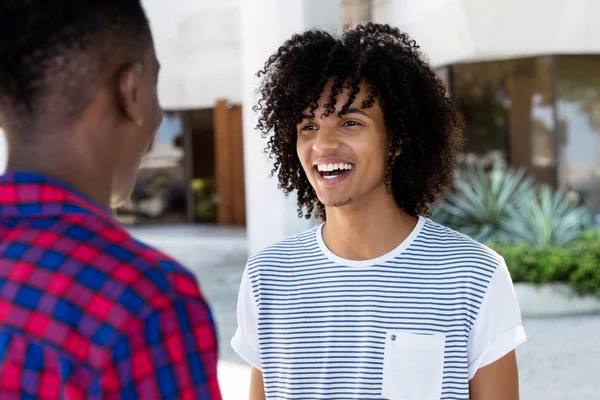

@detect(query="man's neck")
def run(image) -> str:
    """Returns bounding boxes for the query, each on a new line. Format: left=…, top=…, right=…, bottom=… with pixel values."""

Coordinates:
left=322, top=189, right=419, bottom=261
left=5, top=132, right=116, bottom=209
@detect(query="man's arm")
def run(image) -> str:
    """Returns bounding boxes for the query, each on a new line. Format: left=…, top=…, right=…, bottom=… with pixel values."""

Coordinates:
left=250, top=367, right=266, bottom=400
left=231, top=267, right=263, bottom=399
left=467, top=258, right=526, bottom=398
left=470, top=350, right=520, bottom=400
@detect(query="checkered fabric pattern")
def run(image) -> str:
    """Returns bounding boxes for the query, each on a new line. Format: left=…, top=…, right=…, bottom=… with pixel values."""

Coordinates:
left=0, top=172, right=222, bottom=399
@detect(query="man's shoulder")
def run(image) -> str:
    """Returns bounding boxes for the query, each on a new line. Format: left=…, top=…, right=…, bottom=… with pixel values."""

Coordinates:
left=248, top=224, right=321, bottom=266
left=128, top=238, right=203, bottom=300
left=419, top=219, right=502, bottom=264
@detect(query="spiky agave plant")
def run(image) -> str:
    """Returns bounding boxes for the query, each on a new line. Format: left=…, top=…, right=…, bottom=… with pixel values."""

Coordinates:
left=503, top=185, right=591, bottom=247
left=435, top=163, right=534, bottom=242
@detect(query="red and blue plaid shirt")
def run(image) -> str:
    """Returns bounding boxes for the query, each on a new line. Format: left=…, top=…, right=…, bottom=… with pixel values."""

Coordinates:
left=0, top=172, right=222, bottom=399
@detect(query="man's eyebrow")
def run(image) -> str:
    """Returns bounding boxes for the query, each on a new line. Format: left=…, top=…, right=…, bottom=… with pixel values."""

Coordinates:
left=299, top=107, right=371, bottom=121
left=340, top=107, right=371, bottom=118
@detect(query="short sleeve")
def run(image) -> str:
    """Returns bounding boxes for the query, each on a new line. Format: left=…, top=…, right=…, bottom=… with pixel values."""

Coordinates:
left=467, top=257, right=527, bottom=379
left=231, top=266, right=262, bottom=370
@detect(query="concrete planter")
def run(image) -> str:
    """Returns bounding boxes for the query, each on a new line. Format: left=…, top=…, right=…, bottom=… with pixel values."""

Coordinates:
left=514, top=282, right=600, bottom=317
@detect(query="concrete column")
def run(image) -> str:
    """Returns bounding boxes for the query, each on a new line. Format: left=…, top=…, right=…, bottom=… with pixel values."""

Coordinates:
left=240, top=0, right=341, bottom=256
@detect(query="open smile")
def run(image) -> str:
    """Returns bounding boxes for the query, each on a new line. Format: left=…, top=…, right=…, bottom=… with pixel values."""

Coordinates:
left=314, top=162, right=354, bottom=185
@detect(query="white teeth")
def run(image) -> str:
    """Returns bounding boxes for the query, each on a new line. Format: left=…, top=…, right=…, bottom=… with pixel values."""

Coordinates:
left=316, top=163, right=353, bottom=172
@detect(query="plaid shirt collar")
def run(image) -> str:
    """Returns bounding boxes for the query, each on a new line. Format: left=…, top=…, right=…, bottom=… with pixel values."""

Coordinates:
left=0, top=171, right=114, bottom=222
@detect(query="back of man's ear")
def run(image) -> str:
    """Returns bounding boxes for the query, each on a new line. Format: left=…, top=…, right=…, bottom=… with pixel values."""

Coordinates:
left=117, top=63, right=144, bottom=127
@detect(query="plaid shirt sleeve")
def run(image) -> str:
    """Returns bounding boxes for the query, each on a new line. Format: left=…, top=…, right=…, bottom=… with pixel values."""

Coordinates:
left=101, top=282, right=222, bottom=399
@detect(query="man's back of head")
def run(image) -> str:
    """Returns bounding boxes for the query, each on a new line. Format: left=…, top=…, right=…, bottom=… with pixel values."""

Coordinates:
left=0, top=0, right=163, bottom=208
left=0, top=0, right=149, bottom=132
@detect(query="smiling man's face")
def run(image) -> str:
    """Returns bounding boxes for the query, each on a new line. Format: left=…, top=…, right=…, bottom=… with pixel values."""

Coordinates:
left=296, top=80, right=391, bottom=211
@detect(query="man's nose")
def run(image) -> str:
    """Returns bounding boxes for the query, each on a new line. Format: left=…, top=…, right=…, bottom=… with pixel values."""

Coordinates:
left=312, top=125, right=341, bottom=153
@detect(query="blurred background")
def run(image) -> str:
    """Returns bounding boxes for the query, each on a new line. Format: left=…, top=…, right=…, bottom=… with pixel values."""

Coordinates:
left=1, top=0, right=599, bottom=398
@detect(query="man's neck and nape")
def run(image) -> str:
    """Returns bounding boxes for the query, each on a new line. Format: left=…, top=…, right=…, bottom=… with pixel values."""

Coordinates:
left=3, top=92, right=125, bottom=210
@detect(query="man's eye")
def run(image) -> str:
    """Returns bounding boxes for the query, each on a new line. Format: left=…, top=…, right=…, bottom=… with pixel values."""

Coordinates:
left=301, top=124, right=317, bottom=131
left=344, top=120, right=360, bottom=127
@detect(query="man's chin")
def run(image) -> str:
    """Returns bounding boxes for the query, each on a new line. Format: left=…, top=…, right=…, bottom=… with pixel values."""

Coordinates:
left=324, top=197, right=354, bottom=208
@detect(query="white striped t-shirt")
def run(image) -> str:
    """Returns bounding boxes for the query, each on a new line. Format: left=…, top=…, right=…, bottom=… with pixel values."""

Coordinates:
left=232, top=217, right=527, bottom=399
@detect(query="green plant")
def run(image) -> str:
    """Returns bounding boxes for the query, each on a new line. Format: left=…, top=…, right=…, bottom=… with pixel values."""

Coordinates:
left=434, top=164, right=592, bottom=247
left=570, top=229, right=600, bottom=248
left=489, top=229, right=600, bottom=297
left=191, top=178, right=217, bottom=222
left=433, top=164, right=534, bottom=243
left=503, top=185, right=591, bottom=247
left=569, top=229, right=600, bottom=295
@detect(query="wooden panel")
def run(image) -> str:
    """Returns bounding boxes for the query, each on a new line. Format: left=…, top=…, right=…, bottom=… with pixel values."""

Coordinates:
left=213, top=100, right=246, bottom=226
left=214, top=99, right=233, bottom=225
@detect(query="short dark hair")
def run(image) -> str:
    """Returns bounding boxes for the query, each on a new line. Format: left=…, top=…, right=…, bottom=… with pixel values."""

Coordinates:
left=255, top=23, right=464, bottom=220
left=0, top=0, right=153, bottom=133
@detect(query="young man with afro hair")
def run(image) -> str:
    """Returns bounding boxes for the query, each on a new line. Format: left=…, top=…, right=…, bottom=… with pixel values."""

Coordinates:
left=232, top=23, right=526, bottom=400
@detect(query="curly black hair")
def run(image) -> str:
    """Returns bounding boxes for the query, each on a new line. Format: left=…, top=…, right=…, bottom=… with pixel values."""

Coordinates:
left=254, top=23, right=464, bottom=221
left=0, top=0, right=151, bottom=134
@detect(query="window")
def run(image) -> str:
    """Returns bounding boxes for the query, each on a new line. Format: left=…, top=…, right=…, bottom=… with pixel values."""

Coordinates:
left=451, top=58, right=556, bottom=185
left=118, top=112, right=188, bottom=224
left=556, top=56, right=600, bottom=218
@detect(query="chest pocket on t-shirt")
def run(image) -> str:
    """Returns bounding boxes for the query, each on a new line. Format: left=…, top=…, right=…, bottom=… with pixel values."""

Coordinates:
left=381, top=331, right=446, bottom=400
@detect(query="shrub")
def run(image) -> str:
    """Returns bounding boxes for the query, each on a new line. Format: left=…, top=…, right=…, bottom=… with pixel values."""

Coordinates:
left=489, top=230, right=600, bottom=297
left=191, top=178, right=217, bottom=222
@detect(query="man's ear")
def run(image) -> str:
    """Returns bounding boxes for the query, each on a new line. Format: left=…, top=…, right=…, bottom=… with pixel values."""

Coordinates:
left=389, top=136, right=402, bottom=158
left=117, top=63, right=144, bottom=127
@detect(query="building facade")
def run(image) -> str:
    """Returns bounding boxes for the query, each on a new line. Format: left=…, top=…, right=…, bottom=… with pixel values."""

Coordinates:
left=373, top=0, right=600, bottom=219
left=0, top=0, right=597, bottom=255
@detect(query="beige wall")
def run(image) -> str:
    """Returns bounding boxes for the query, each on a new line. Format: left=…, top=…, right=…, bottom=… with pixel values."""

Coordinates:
left=374, top=0, right=600, bottom=67
left=342, top=0, right=372, bottom=26
left=142, top=0, right=242, bottom=110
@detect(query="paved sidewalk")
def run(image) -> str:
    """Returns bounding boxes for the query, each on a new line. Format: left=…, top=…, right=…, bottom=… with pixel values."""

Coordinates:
left=131, top=224, right=600, bottom=400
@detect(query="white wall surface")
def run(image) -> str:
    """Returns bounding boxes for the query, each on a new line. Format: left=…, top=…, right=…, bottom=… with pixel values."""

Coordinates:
left=142, top=0, right=242, bottom=109
left=375, top=0, right=600, bottom=67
